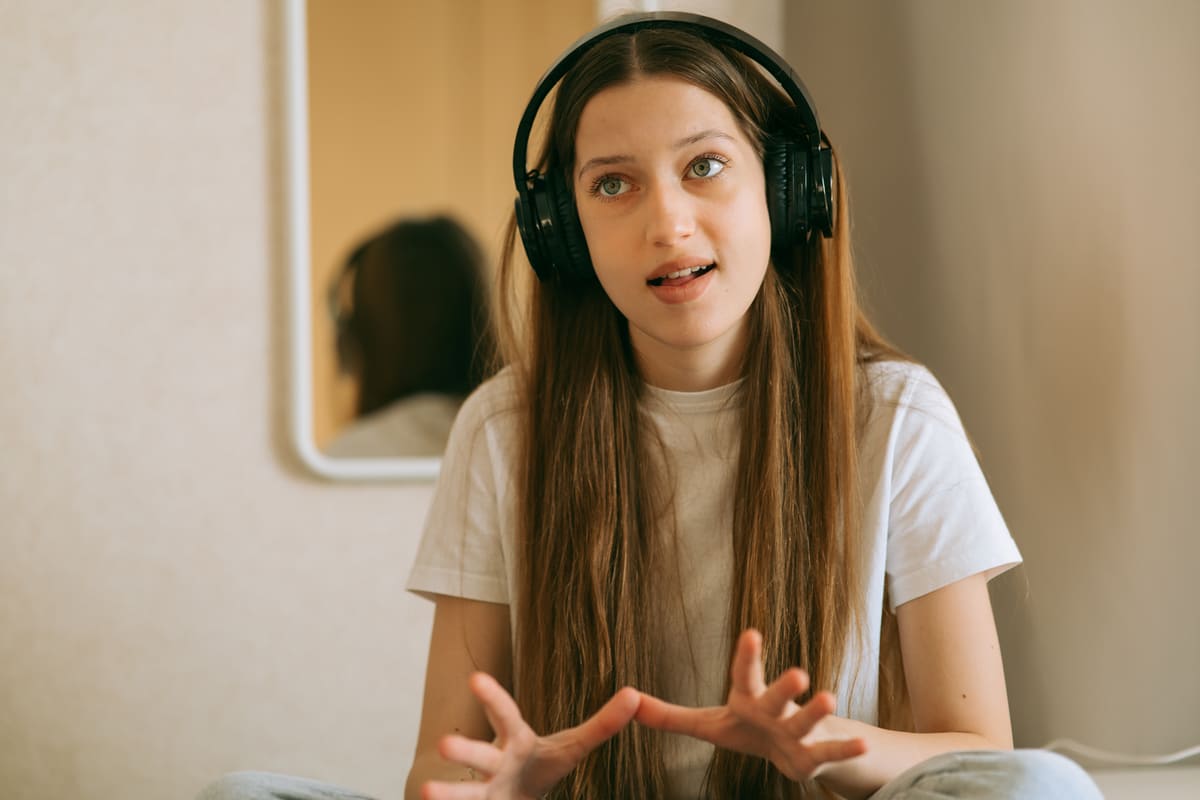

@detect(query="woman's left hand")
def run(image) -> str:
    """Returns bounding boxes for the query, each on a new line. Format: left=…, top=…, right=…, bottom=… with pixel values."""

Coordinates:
left=635, top=629, right=867, bottom=782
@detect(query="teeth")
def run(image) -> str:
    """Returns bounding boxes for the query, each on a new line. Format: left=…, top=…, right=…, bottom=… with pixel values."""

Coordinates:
left=663, top=264, right=708, bottom=279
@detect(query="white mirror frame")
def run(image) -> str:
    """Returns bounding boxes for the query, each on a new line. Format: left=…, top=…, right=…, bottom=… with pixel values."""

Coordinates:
left=284, top=0, right=440, bottom=481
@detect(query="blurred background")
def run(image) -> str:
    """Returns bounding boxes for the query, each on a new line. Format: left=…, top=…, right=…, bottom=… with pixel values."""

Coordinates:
left=1, top=1, right=1196, bottom=798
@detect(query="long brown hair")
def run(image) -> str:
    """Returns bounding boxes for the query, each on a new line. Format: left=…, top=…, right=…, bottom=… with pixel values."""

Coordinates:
left=494, top=26, right=904, bottom=798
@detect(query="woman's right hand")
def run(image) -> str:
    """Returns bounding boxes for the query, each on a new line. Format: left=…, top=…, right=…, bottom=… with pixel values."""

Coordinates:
left=421, top=672, right=640, bottom=800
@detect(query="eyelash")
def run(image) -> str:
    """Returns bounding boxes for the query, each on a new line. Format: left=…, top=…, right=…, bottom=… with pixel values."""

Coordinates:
left=586, top=153, right=730, bottom=201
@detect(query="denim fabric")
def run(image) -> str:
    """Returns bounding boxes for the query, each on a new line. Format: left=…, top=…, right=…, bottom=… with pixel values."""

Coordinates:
left=195, top=771, right=379, bottom=800
left=197, top=749, right=1103, bottom=799
left=870, top=749, right=1103, bottom=799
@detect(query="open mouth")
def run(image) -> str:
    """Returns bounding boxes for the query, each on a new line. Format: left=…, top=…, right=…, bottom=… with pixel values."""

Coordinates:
left=647, top=263, right=716, bottom=287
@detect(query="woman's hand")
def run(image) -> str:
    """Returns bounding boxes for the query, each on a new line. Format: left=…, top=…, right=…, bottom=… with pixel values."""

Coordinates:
left=421, top=672, right=640, bottom=800
left=635, top=629, right=867, bottom=783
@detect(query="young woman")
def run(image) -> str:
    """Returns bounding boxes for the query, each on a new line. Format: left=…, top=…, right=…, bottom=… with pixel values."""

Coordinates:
left=402, top=12, right=1100, bottom=800
left=198, top=12, right=1100, bottom=800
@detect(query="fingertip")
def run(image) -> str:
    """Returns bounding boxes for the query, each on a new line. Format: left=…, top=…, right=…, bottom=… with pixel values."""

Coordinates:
left=605, top=686, right=639, bottom=718
left=784, top=666, right=810, bottom=690
left=468, top=671, right=503, bottom=701
left=813, top=689, right=837, bottom=712
left=435, top=733, right=456, bottom=759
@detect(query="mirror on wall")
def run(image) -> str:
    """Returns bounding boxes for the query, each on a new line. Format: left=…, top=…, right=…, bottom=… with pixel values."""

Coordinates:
left=284, top=0, right=595, bottom=479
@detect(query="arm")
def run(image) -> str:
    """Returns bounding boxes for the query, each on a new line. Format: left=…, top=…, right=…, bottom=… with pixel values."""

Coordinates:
left=808, top=571, right=1013, bottom=799
left=405, top=595, right=513, bottom=798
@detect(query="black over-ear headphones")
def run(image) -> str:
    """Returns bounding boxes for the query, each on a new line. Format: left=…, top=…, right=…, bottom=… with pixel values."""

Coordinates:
left=512, top=11, right=835, bottom=285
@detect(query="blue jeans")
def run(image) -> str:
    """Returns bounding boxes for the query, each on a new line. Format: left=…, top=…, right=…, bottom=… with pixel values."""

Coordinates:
left=869, top=749, right=1102, bottom=798
left=197, top=749, right=1102, bottom=798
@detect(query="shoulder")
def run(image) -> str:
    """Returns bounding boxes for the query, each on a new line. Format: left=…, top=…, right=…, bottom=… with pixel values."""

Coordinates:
left=859, top=361, right=1020, bottom=609
left=454, top=367, right=524, bottom=430
left=862, top=358, right=940, bottom=404
left=442, top=366, right=525, bottom=463
left=861, top=358, right=964, bottom=433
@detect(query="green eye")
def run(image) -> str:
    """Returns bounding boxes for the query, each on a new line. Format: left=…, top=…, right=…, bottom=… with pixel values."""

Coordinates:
left=600, top=177, right=625, bottom=196
left=690, top=157, right=725, bottom=178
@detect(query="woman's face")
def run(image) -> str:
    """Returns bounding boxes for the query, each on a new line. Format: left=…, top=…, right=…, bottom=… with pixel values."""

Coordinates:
left=573, top=76, right=771, bottom=391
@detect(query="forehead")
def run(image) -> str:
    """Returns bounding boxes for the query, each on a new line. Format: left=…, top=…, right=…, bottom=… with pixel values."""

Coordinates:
left=573, top=76, right=747, bottom=158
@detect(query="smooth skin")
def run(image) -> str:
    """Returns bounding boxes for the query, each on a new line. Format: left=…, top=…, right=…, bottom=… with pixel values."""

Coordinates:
left=409, top=574, right=1012, bottom=799
left=405, top=597, right=858, bottom=799
left=407, top=76, right=1014, bottom=798
left=424, top=672, right=639, bottom=800
left=633, top=629, right=869, bottom=782
left=405, top=598, right=640, bottom=800
left=573, top=76, right=773, bottom=392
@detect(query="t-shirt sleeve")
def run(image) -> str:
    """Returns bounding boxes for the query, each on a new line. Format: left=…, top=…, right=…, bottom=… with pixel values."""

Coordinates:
left=885, top=368, right=1021, bottom=611
left=405, top=387, right=510, bottom=605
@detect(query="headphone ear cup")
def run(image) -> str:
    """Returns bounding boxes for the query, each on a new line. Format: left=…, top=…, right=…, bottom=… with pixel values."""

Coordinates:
left=812, top=142, right=836, bottom=237
left=544, top=169, right=593, bottom=283
left=515, top=177, right=554, bottom=282
left=515, top=170, right=593, bottom=284
left=764, top=137, right=804, bottom=251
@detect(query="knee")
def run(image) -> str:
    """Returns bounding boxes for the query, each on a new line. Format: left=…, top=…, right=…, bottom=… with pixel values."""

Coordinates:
left=1004, top=750, right=1101, bottom=796
left=950, top=749, right=1103, bottom=799
left=194, top=771, right=282, bottom=800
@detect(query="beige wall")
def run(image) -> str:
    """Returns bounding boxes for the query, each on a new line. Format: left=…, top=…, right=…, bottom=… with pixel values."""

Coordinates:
left=1, top=3, right=443, bottom=798
left=2, top=3, right=1198, bottom=800
left=785, top=0, right=1200, bottom=753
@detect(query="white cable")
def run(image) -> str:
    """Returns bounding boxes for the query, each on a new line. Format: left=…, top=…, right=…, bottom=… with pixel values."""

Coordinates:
left=1043, top=738, right=1200, bottom=767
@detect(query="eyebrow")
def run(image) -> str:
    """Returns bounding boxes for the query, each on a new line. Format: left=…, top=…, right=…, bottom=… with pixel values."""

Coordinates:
left=575, top=129, right=736, bottom=180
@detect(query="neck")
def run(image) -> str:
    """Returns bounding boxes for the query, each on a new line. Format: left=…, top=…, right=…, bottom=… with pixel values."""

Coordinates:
left=630, top=322, right=748, bottom=392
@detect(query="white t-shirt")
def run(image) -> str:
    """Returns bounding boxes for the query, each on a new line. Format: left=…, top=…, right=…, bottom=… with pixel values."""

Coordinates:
left=406, top=360, right=1020, bottom=797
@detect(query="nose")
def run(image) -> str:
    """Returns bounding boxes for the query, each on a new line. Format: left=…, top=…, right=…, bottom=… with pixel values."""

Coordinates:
left=644, top=180, right=695, bottom=247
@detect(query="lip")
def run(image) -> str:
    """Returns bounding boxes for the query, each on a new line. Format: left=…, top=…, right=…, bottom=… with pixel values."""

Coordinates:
left=646, top=256, right=715, bottom=283
left=648, top=263, right=716, bottom=305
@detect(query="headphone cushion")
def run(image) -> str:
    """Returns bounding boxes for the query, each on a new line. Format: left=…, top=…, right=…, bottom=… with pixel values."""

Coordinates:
left=545, top=170, right=593, bottom=283
left=763, top=137, right=800, bottom=251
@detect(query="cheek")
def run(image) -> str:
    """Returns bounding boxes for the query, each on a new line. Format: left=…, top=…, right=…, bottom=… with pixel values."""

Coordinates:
left=725, top=187, right=772, bottom=265
left=578, top=223, right=626, bottom=297
left=578, top=209, right=635, bottom=287
left=576, top=205, right=611, bottom=261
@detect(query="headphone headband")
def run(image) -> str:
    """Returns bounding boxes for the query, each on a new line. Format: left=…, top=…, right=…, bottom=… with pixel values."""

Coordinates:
left=513, top=11, right=823, bottom=199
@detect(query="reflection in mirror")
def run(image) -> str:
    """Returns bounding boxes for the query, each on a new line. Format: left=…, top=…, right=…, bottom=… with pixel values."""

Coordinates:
left=285, top=0, right=595, bottom=479
left=324, top=215, right=494, bottom=459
